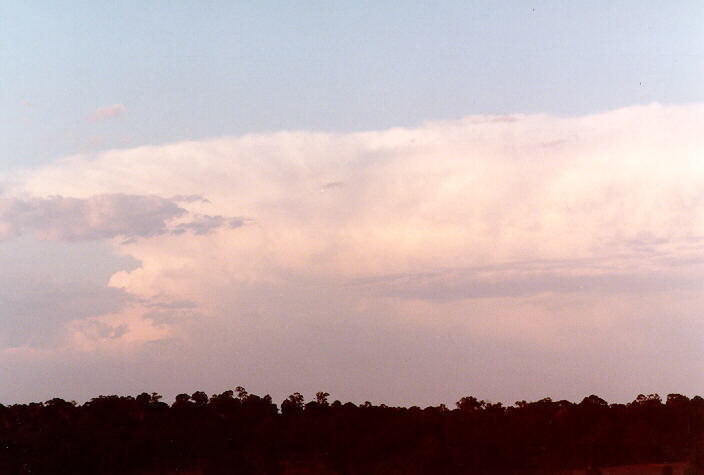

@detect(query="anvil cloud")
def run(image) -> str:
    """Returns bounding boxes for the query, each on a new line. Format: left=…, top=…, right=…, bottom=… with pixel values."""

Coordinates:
left=1, top=103, right=703, bottom=405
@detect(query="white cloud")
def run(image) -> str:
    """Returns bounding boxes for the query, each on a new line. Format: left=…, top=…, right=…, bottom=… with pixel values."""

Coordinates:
left=2, top=103, right=704, bottom=404
left=13, top=103, right=704, bottom=277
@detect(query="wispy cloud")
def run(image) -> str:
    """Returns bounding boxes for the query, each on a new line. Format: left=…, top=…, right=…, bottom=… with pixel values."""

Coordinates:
left=0, top=194, right=241, bottom=241
left=87, top=104, right=127, bottom=122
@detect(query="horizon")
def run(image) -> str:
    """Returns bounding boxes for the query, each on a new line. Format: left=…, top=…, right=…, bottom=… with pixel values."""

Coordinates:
left=2, top=386, right=694, bottom=410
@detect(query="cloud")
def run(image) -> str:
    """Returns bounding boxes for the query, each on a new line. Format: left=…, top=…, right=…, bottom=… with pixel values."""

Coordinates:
left=356, top=262, right=704, bottom=301
left=71, top=320, right=129, bottom=341
left=169, top=194, right=211, bottom=204
left=321, top=181, right=344, bottom=190
left=170, top=214, right=244, bottom=235
left=0, top=194, right=241, bottom=241
left=88, top=104, right=127, bottom=121
left=2, top=103, right=704, bottom=404
left=13, top=104, right=704, bottom=270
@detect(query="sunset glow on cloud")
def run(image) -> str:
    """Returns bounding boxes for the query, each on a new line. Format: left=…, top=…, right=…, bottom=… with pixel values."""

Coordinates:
left=2, top=103, right=703, bottom=405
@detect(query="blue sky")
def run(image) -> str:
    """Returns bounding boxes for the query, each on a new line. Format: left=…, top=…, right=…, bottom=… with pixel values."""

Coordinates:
left=1, top=2, right=703, bottom=406
left=2, top=1, right=702, bottom=169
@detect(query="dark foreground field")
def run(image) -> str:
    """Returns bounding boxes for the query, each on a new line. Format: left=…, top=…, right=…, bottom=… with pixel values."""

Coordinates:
left=2, top=390, right=703, bottom=474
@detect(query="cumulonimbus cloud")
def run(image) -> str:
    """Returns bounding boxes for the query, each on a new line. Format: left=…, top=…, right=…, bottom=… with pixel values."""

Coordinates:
left=2, top=103, right=704, bottom=404
left=13, top=102, right=703, bottom=276
left=4, top=102, right=704, bottom=298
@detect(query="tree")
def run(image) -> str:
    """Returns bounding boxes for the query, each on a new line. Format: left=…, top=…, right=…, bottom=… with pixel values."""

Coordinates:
left=316, top=392, right=330, bottom=406
left=281, top=392, right=305, bottom=415
left=235, top=386, right=248, bottom=400
left=174, top=393, right=191, bottom=407
left=191, top=391, right=208, bottom=405
left=457, top=396, right=483, bottom=412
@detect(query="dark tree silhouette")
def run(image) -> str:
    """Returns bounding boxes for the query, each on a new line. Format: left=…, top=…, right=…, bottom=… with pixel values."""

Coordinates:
left=0, top=389, right=700, bottom=474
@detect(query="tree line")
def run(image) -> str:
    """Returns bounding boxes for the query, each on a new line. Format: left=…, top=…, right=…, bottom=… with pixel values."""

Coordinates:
left=1, top=389, right=703, bottom=473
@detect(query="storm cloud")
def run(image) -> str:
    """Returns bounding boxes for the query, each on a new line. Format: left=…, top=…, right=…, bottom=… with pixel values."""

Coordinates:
left=2, top=103, right=704, bottom=405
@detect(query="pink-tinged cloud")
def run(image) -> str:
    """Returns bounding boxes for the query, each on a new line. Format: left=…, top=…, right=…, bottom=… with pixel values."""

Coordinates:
left=2, top=103, right=704, bottom=406
left=88, top=104, right=127, bottom=121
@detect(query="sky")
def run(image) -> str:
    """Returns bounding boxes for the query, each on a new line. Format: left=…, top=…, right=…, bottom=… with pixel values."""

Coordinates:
left=1, top=1, right=703, bottom=406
